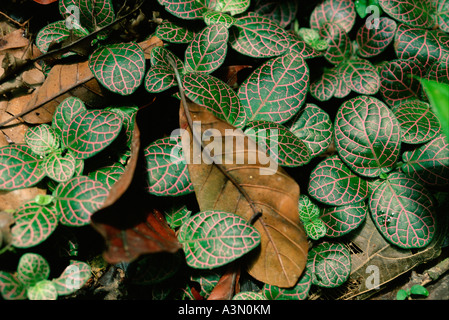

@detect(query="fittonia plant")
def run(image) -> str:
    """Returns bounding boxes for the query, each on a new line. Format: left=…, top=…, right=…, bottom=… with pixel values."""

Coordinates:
left=2, top=0, right=449, bottom=300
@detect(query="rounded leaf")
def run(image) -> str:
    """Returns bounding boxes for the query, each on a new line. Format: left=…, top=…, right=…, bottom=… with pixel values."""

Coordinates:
left=35, top=20, right=88, bottom=54
left=184, top=24, right=228, bottom=74
left=309, top=70, right=337, bottom=101
left=238, top=52, right=309, bottom=124
left=44, top=149, right=77, bottom=183
left=53, top=176, right=109, bottom=226
left=11, top=202, right=58, bottom=248
left=254, top=0, right=298, bottom=28
left=155, top=20, right=195, bottom=43
left=183, top=73, right=246, bottom=127
left=244, top=120, right=311, bottom=167
left=178, top=211, right=261, bottom=269
left=0, top=272, right=27, bottom=300
left=210, top=0, right=250, bottom=16
left=393, top=101, right=441, bottom=144
left=62, top=110, right=123, bottom=160
left=88, top=163, right=125, bottom=189
left=144, top=135, right=194, bottom=196
left=52, top=97, right=87, bottom=138
left=304, top=219, right=327, bottom=240
left=0, top=145, right=45, bottom=190
left=320, top=23, right=352, bottom=65
left=307, top=242, right=351, bottom=288
left=402, top=135, right=449, bottom=187
left=378, top=0, right=436, bottom=28
left=52, top=261, right=91, bottom=295
left=157, top=0, right=206, bottom=20
left=308, top=155, right=369, bottom=206
left=25, top=124, right=60, bottom=156
left=310, top=0, right=356, bottom=33
left=321, top=201, right=368, bottom=238
left=229, top=13, right=290, bottom=58
left=17, top=253, right=50, bottom=287
left=369, top=172, right=435, bottom=249
left=89, top=42, right=146, bottom=95
left=203, top=11, right=236, bottom=28
left=335, top=95, right=401, bottom=177
left=262, top=268, right=312, bottom=300
left=356, top=17, right=397, bottom=58
left=144, top=66, right=176, bottom=93
left=290, top=103, right=333, bottom=157
left=341, top=59, right=380, bottom=95
left=59, top=0, right=115, bottom=32
left=27, top=280, right=57, bottom=300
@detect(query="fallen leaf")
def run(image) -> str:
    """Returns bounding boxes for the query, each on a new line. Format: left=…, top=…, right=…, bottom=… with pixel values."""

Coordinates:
left=0, top=29, right=29, bottom=52
left=180, top=100, right=308, bottom=288
left=0, top=95, right=32, bottom=144
left=207, top=264, right=240, bottom=300
left=0, top=211, right=14, bottom=249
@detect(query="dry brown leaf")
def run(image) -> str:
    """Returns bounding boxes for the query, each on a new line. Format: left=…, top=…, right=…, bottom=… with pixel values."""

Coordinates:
left=207, top=264, right=240, bottom=300
left=0, top=29, right=29, bottom=52
left=139, top=36, right=163, bottom=59
left=0, top=94, right=31, bottom=144
left=180, top=100, right=308, bottom=288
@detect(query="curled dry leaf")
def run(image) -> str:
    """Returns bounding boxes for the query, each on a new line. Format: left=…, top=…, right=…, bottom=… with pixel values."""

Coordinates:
left=180, top=100, right=308, bottom=288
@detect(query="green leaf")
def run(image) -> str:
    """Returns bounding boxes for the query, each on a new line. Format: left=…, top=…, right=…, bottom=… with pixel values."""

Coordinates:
left=341, top=59, right=380, bottom=95
left=290, top=103, right=333, bottom=157
left=410, top=284, right=429, bottom=297
left=232, top=292, right=267, bottom=300
left=320, top=23, right=352, bottom=65
left=262, top=268, right=312, bottom=300
left=157, top=0, right=206, bottom=20
left=0, top=272, right=27, bottom=300
left=244, top=120, right=311, bottom=167
left=419, top=79, right=449, bottom=142
left=150, top=46, right=184, bottom=72
left=254, top=0, right=298, bottom=28
left=59, top=0, right=115, bottom=32
left=310, top=0, right=356, bottom=33
left=396, top=289, right=409, bottom=300
left=380, top=59, right=423, bottom=107
left=210, top=0, right=250, bottom=16
left=298, top=194, right=320, bottom=220
left=184, top=24, right=229, bottom=74
left=309, top=69, right=337, bottom=101
left=334, top=95, right=401, bottom=177
left=178, top=211, right=261, bottom=269
left=25, top=124, right=60, bottom=156
left=11, top=202, right=58, bottom=248
left=183, top=73, right=246, bottom=128
left=0, top=145, right=46, bottom=190
left=144, top=66, right=176, bottom=93
left=238, top=52, right=309, bottom=124
left=369, top=172, right=435, bottom=249
left=378, top=0, right=436, bottom=28
left=144, top=135, right=194, bottom=196
left=17, top=253, right=50, bottom=287
left=394, top=24, right=449, bottom=69
left=402, top=135, right=449, bottom=187
left=190, top=269, right=221, bottom=298
left=27, top=280, right=58, bottom=300
left=89, top=42, right=146, bottom=95
left=155, top=20, right=195, bottom=43
left=88, top=163, right=126, bottom=189
left=356, top=17, right=397, bottom=58
left=393, top=101, right=441, bottom=144
left=53, top=176, right=109, bottom=226
left=165, top=204, right=192, bottom=229
left=62, top=110, right=123, bottom=160
left=230, top=12, right=290, bottom=58
left=52, top=97, right=87, bottom=138
left=436, top=0, right=449, bottom=32
left=44, top=149, right=77, bottom=183
left=321, top=201, right=368, bottom=238
left=304, top=219, right=327, bottom=240
left=35, top=20, right=89, bottom=54
left=308, top=155, right=369, bottom=206
left=203, top=11, right=236, bottom=28
left=307, top=242, right=351, bottom=288
left=52, top=261, right=91, bottom=295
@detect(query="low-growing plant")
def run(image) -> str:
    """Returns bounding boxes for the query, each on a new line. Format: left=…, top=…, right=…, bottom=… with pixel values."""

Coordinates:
left=1, top=0, right=448, bottom=301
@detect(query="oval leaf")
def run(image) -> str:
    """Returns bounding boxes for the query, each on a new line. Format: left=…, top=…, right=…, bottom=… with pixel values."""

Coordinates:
left=0, top=272, right=27, bottom=300
left=378, top=0, right=436, bottom=28
left=402, top=135, right=449, bottom=187
left=229, top=13, right=290, bottom=58
left=44, top=149, right=77, bottom=183
left=11, top=202, right=58, bottom=248
left=184, top=25, right=228, bottom=74
left=155, top=20, right=195, bottom=43
left=52, top=97, right=87, bottom=138
left=52, top=261, right=91, bottom=295
left=254, top=0, right=298, bottom=28
left=89, top=42, right=146, bottom=95
left=27, top=280, right=57, bottom=300
left=157, top=0, right=206, bottom=20
left=307, top=242, right=351, bottom=288
left=62, top=110, right=123, bottom=160
left=144, top=135, right=194, bottom=196
left=356, top=17, right=397, bottom=58
left=341, top=59, right=380, bottom=95
left=335, top=95, right=401, bottom=177
left=53, top=176, right=109, bottom=226
left=17, top=253, right=50, bottom=287
left=35, top=20, right=88, bottom=54
left=310, top=0, right=356, bottom=33
left=321, top=201, right=368, bottom=238
left=144, top=65, right=176, bottom=93
left=178, top=210, right=261, bottom=269
left=308, top=155, right=369, bottom=206
left=0, top=145, right=45, bottom=190
left=262, top=268, right=312, bottom=300
left=25, top=124, right=60, bottom=156
left=369, top=172, right=435, bottom=249
left=238, top=52, right=309, bottom=124
left=393, top=100, right=441, bottom=144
